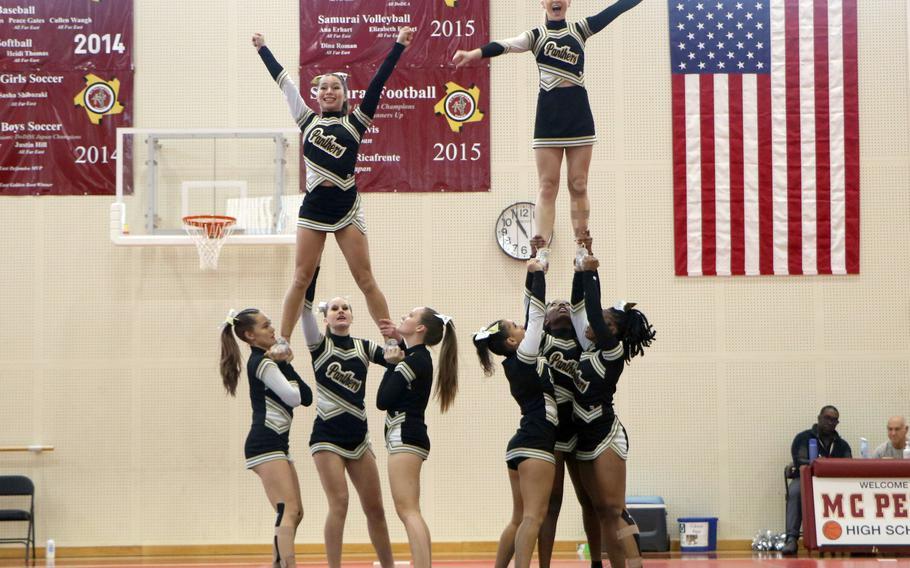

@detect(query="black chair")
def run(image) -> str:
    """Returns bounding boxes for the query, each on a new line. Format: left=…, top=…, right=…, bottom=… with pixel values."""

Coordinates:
left=0, top=475, right=36, bottom=562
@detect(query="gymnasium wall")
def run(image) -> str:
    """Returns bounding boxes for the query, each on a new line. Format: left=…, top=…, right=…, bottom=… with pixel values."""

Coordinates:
left=1, top=0, right=909, bottom=549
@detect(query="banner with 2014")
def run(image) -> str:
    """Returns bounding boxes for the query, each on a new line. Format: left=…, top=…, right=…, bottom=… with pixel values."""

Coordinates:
left=0, top=1, right=133, bottom=196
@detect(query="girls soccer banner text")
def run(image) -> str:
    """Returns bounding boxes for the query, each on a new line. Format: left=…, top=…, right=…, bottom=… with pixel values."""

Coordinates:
left=300, top=0, right=490, bottom=192
left=0, top=0, right=133, bottom=196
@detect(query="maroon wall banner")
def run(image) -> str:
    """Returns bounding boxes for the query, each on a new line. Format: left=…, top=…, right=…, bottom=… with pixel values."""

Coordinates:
left=0, top=0, right=133, bottom=196
left=300, top=0, right=490, bottom=192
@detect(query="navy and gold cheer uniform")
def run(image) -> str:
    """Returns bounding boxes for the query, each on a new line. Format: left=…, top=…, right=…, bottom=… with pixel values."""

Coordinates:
left=299, top=269, right=386, bottom=459
left=541, top=329, right=581, bottom=454
left=480, top=0, right=642, bottom=148
left=376, top=344, right=433, bottom=460
left=569, top=270, right=628, bottom=462
left=258, top=41, right=405, bottom=232
left=244, top=348, right=313, bottom=469
left=503, top=270, right=559, bottom=470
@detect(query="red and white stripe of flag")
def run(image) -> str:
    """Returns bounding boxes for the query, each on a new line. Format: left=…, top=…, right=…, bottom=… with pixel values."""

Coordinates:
left=672, top=0, right=859, bottom=276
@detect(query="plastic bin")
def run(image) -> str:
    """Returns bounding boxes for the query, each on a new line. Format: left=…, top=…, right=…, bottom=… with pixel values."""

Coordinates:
left=626, top=496, right=669, bottom=552
left=677, top=517, right=718, bottom=552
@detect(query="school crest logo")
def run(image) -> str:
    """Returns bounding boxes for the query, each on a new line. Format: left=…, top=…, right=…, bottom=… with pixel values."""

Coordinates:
left=434, top=82, right=484, bottom=133
left=74, top=74, right=124, bottom=125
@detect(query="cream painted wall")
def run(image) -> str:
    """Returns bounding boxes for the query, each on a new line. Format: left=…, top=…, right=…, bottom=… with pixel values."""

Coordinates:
left=1, top=0, right=909, bottom=549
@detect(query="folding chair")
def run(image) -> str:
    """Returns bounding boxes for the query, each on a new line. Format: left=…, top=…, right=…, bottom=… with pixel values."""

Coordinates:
left=0, top=475, right=36, bottom=562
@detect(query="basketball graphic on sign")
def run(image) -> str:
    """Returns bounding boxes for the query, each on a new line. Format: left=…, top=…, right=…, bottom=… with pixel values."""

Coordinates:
left=822, top=520, right=843, bottom=540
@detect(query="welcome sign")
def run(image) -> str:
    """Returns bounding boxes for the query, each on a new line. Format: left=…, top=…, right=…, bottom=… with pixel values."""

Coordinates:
left=812, top=477, right=910, bottom=545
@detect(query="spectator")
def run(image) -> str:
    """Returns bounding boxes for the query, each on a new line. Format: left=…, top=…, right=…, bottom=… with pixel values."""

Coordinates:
left=872, top=416, right=909, bottom=459
left=782, top=405, right=852, bottom=555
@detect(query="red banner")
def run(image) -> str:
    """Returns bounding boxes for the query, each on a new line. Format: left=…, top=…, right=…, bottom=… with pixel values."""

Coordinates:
left=300, top=0, right=489, bottom=192
left=0, top=0, right=133, bottom=196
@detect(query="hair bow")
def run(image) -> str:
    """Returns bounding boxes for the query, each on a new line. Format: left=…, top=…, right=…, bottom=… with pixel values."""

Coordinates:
left=473, top=321, right=500, bottom=341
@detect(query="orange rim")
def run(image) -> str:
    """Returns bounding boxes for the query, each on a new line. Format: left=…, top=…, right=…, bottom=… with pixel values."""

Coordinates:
left=183, top=215, right=236, bottom=239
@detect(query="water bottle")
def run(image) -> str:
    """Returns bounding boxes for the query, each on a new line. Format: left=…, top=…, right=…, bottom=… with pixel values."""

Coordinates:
left=45, top=539, right=55, bottom=560
left=576, top=543, right=590, bottom=560
left=808, top=438, right=818, bottom=462
left=860, top=437, right=869, bottom=459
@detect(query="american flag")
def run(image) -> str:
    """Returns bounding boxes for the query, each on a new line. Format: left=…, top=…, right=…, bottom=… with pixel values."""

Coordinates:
left=670, top=0, right=859, bottom=276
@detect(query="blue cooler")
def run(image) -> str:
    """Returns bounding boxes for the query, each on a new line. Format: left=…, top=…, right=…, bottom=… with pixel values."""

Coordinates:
left=625, top=496, right=669, bottom=552
left=677, top=517, right=718, bottom=552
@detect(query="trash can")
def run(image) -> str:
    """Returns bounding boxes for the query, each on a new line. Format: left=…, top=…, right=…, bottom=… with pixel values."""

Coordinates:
left=677, top=517, right=718, bottom=552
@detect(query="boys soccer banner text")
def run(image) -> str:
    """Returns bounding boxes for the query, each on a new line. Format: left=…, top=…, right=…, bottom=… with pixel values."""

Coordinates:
left=300, top=0, right=490, bottom=192
left=0, top=0, right=133, bottom=196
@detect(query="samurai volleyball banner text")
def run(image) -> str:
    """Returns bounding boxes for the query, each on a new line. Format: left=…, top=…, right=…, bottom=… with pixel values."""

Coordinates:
left=301, top=0, right=490, bottom=192
left=0, top=0, right=133, bottom=196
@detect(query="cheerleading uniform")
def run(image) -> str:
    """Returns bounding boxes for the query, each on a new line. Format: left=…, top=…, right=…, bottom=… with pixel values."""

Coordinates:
left=480, top=0, right=642, bottom=148
left=569, top=269, right=629, bottom=461
left=258, top=41, right=405, bottom=232
left=300, top=269, right=386, bottom=459
left=244, top=348, right=313, bottom=469
left=502, top=270, right=559, bottom=470
left=376, top=343, right=433, bottom=460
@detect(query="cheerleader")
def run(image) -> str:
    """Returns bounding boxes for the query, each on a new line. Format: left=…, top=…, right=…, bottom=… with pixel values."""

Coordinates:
left=473, top=259, right=557, bottom=568
left=376, top=308, right=459, bottom=568
left=253, top=27, right=414, bottom=359
left=298, top=269, right=395, bottom=568
left=219, top=309, right=313, bottom=568
left=571, top=253, right=654, bottom=568
left=453, top=0, right=642, bottom=264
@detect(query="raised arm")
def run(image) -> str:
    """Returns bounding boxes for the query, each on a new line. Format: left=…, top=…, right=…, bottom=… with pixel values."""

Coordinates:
left=570, top=269, right=592, bottom=349
left=522, top=270, right=535, bottom=327
left=253, top=33, right=316, bottom=130
left=579, top=0, right=643, bottom=39
left=517, top=268, right=546, bottom=364
left=299, top=266, right=324, bottom=348
left=453, top=30, right=533, bottom=68
left=355, top=28, right=411, bottom=122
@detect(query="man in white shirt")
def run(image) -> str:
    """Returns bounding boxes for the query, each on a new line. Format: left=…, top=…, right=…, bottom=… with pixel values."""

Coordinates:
left=872, top=416, right=909, bottom=459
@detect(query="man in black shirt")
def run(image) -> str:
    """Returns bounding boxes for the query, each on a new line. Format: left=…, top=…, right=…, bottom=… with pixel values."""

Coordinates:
left=782, top=405, right=852, bottom=555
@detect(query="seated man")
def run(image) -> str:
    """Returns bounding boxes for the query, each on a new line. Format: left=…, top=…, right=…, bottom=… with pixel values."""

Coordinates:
left=782, top=405, right=852, bottom=555
left=872, top=416, right=909, bottom=459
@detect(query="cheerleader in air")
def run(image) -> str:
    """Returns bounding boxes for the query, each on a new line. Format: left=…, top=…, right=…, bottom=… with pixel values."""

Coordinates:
left=453, top=0, right=642, bottom=265
left=298, top=269, right=396, bottom=568
left=570, top=251, right=654, bottom=568
left=253, top=27, right=414, bottom=360
left=219, top=309, right=313, bottom=568
left=376, top=308, right=459, bottom=568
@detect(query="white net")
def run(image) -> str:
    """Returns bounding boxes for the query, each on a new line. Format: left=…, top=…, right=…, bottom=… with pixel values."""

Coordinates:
left=182, top=216, right=236, bottom=270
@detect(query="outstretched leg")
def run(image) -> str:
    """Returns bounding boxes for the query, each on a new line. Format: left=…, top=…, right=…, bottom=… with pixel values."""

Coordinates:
left=313, top=452, right=349, bottom=568
left=347, top=452, right=396, bottom=568
left=495, top=468, right=523, bottom=568
left=253, top=460, right=304, bottom=568
left=388, top=453, right=431, bottom=568
left=565, top=145, right=593, bottom=240
left=279, top=227, right=326, bottom=340
left=334, top=225, right=391, bottom=335
left=513, top=458, right=555, bottom=568
left=579, top=451, right=627, bottom=568
left=533, top=147, right=566, bottom=247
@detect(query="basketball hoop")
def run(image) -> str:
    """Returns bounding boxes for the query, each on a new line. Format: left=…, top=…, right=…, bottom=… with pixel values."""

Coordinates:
left=182, top=215, right=236, bottom=270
